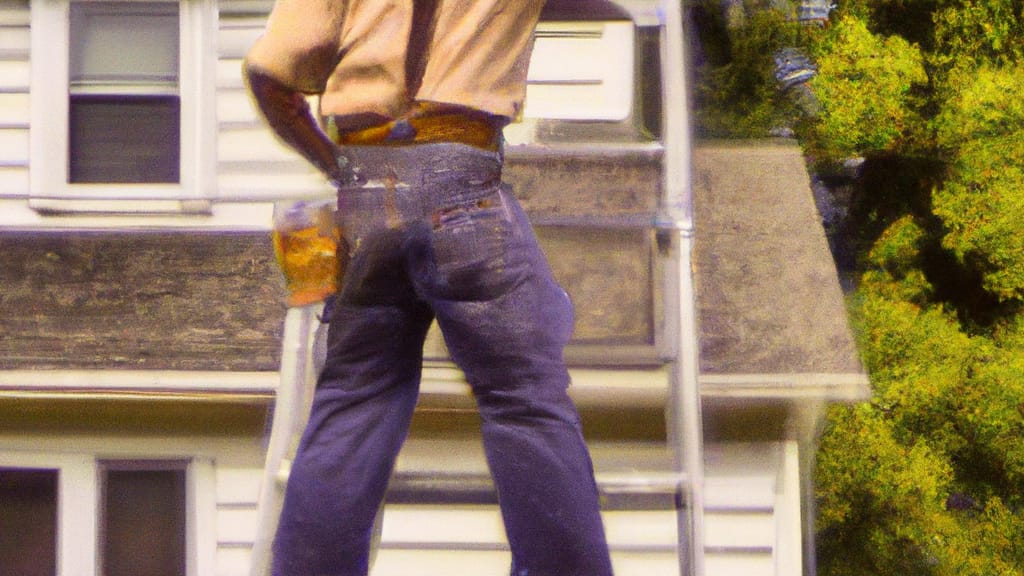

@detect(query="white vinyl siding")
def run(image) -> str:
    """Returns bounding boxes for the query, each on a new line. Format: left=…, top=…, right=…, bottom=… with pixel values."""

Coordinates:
left=214, top=2, right=637, bottom=201
left=373, top=507, right=682, bottom=576
left=526, top=21, right=635, bottom=121
left=213, top=442, right=803, bottom=576
left=702, top=442, right=804, bottom=576
left=2, top=0, right=640, bottom=218
left=213, top=463, right=682, bottom=576
left=0, top=1, right=30, bottom=198
left=214, top=465, right=262, bottom=576
left=215, top=1, right=330, bottom=201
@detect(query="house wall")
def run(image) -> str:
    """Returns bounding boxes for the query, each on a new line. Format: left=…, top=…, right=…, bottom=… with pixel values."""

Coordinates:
left=0, top=403, right=267, bottom=576
left=0, top=3, right=866, bottom=575
left=0, top=1, right=29, bottom=198
left=216, top=1, right=331, bottom=201
left=1, top=0, right=661, bottom=362
left=212, top=441, right=801, bottom=576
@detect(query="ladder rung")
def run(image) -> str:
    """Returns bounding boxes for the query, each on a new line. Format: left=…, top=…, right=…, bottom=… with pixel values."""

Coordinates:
left=387, top=472, right=495, bottom=505
left=385, top=470, right=689, bottom=511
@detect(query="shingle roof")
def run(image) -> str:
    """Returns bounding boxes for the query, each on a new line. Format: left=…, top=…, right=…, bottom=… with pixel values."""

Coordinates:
left=693, top=142, right=864, bottom=378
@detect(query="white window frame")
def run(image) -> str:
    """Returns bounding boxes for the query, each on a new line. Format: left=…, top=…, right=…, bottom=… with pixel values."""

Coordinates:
left=29, top=0, right=217, bottom=214
left=0, top=453, right=98, bottom=576
left=0, top=451, right=215, bottom=576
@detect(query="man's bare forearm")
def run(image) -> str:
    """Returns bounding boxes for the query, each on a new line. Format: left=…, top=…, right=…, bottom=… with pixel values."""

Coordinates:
left=243, top=62, right=347, bottom=186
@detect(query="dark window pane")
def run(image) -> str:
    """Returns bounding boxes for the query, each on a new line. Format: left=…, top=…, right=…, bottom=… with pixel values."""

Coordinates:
left=69, top=95, right=180, bottom=184
left=0, top=468, right=58, bottom=576
left=101, top=464, right=186, bottom=576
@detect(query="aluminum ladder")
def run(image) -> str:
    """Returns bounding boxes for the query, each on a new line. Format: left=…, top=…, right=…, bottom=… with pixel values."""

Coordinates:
left=250, top=1, right=704, bottom=573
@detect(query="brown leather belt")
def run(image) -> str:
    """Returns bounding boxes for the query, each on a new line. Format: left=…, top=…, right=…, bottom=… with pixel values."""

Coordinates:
left=327, top=106, right=503, bottom=152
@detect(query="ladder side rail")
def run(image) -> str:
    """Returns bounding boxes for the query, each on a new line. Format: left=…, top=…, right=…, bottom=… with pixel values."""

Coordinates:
left=657, top=0, right=706, bottom=574
left=251, top=304, right=322, bottom=576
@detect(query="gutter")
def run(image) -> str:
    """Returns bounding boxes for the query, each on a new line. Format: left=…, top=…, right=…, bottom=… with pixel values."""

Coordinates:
left=0, top=370, right=278, bottom=403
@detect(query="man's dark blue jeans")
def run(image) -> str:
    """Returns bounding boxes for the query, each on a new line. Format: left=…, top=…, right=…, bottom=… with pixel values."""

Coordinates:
left=272, top=143, right=614, bottom=576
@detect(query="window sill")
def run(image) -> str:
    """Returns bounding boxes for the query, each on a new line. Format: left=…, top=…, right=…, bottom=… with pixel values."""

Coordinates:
left=0, top=198, right=274, bottom=231
left=29, top=197, right=213, bottom=215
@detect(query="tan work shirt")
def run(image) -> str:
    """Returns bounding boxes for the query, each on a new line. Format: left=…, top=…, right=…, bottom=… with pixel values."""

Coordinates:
left=245, top=0, right=545, bottom=123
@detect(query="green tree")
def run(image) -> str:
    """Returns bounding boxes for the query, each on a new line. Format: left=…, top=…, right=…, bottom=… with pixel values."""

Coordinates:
left=689, top=2, right=1024, bottom=571
left=817, top=216, right=1024, bottom=575
left=691, top=3, right=806, bottom=137
left=931, top=0, right=1024, bottom=84
left=816, top=402, right=954, bottom=576
left=804, top=15, right=928, bottom=161
left=932, top=64, right=1024, bottom=301
left=790, top=6, right=1024, bottom=573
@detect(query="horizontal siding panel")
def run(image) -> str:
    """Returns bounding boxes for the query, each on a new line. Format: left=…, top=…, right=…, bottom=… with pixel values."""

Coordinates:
left=218, top=507, right=260, bottom=544
left=217, top=4, right=265, bottom=208
left=218, top=170, right=333, bottom=199
left=371, top=550, right=511, bottom=575
left=0, top=16, right=27, bottom=193
left=0, top=4, right=30, bottom=27
left=525, top=22, right=633, bottom=120
left=0, top=26, right=29, bottom=58
left=603, top=510, right=678, bottom=548
left=217, top=58, right=246, bottom=90
left=381, top=506, right=678, bottom=549
left=529, top=36, right=611, bottom=82
left=216, top=546, right=252, bottom=576
left=221, top=508, right=682, bottom=575
left=217, top=512, right=679, bottom=569
left=216, top=466, right=263, bottom=506
left=704, top=476, right=776, bottom=511
left=524, top=83, right=625, bottom=120
left=216, top=3, right=327, bottom=203
left=217, top=81, right=317, bottom=123
left=0, top=93, right=28, bottom=124
left=705, top=551, right=775, bottom=576
left=215, top=20, right=634, bottom=121
left=217, top=59, right=252, bottom=94
left=219, top=128, right=302, bottom=163
left=0, top=128, right=29, bottom=163
left=211, top=505, right=681, bottom=551
left=0, top=166, right=28, bottom=195
left=382, top=505, right=506, bottom=546
left=219, top=1, right=273, bottom=17
left=0, top=61, right=29, bottom=92
left=704, top=511, right=775, bottom=550
left=611, top=552, right=681, bottom=576
left=218, top=89, right=260, bottom=124
left=228, top=542, right=682, bottom=575
left=219, top=25, right=263, bottom=60
left=371, top=550, right=681, bottom=576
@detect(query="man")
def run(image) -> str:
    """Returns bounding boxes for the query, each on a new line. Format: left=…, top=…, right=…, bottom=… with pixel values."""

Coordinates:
left=245, top=1, right=614, bottom=574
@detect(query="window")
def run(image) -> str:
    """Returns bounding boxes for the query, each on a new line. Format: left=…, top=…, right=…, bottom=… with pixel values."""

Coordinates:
left=0, top=454, right=213, bottom=576
left=30, top=0, right=216, bottom=213
left=100, top=461, right=188, bottom=576
left=69, top=2, right=181, bottom=184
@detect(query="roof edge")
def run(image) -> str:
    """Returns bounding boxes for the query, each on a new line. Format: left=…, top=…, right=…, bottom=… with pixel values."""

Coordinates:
left=700, top=372, right=871, bottom=402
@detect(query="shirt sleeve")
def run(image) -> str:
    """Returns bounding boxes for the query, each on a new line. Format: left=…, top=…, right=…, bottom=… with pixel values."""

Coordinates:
left=245, top=0, right=347, bottom=94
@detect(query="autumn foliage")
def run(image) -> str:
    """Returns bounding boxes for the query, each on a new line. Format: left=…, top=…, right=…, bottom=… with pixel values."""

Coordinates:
left=692, top=0, right=1024, bottom=572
